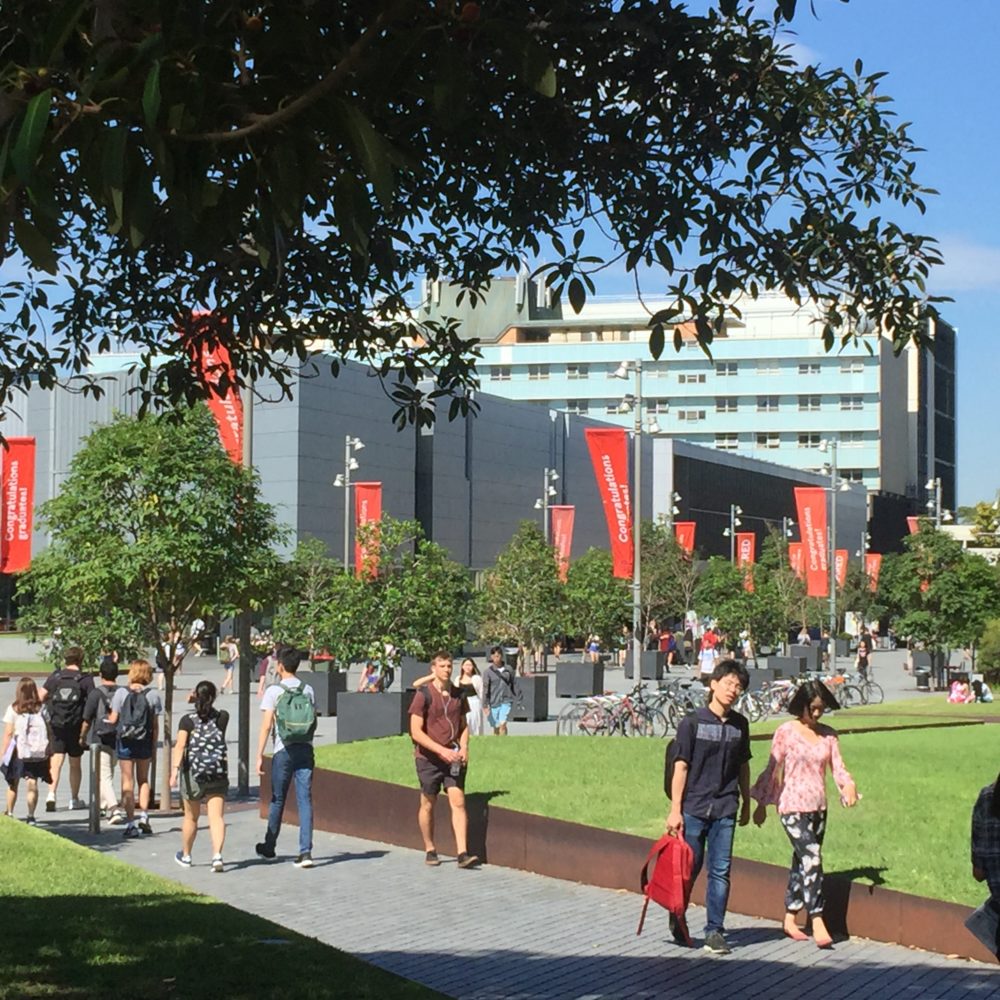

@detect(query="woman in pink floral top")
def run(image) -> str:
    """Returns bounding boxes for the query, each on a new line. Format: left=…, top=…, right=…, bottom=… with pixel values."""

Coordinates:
left=751, top=680, right=859, bottom=948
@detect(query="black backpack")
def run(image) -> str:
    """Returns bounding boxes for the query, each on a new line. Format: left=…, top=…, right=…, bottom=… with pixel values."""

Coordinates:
left=184, top=714, right=228, bottom=783
left=48, top=672, right=85, bottom=729
left=94, top=687, right=118, bottom=746
left=118, top=690, right=151, bottom=742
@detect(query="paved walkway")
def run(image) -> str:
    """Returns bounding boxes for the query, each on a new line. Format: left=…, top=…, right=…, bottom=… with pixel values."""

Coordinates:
left=49, top=806, right=998, bottom=1000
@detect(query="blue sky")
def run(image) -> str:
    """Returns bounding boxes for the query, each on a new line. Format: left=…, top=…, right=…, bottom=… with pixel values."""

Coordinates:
left=783, top=0, right=1000, bottom=507
left=598, top=1, right=999, bottom=506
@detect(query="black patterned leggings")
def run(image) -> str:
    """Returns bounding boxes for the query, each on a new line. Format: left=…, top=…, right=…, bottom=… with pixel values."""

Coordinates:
left=779, top=810, right=828, bottom=915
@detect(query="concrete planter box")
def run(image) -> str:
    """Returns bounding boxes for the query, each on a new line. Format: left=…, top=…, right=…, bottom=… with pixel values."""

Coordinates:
left=336, top=691, right=415, bottom=744
left=746, top=667, right=784, bottom=691
left=789, top=644, right=821, bottom=672
left=556, top=661, right=604, bottom=698
left=297, top=669, right=347, bottom=716
left=835, top=639, right=851, bottom=657
left=261, top=764, right=995, bottom=964
left=623, top=650, right=664, bottom=680
left=510, top=674, right=549, bottom=722
left=767, top=655, right=806, bottom=677
left=398, top=657, right=429, bottom=691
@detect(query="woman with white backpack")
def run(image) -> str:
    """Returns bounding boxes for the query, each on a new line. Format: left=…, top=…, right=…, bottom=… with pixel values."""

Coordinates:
left=1, top=677, right=53, bottom=823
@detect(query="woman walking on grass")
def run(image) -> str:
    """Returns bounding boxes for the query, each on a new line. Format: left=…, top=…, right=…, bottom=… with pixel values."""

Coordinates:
left=750, top=680, right=859, bottom=948
left=1, top=677, right=52, bottom=823
left=171, top=680, right=229, bottom=872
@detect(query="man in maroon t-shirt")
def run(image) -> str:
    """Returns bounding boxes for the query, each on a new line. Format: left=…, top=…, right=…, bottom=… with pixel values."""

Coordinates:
left=407, top=651, right=479, bottom=869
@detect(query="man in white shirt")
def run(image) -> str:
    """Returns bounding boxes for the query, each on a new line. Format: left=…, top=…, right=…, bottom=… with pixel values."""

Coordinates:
left=255, top=649, right=316, bottom=868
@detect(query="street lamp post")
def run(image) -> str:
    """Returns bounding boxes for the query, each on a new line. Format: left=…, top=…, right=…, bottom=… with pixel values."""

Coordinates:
left=925, top=477, right=953, bottom=528
left=819, top=439, right=852, bottom=673
left=723, top=504, right=743, bottom=561
left=534, top=468, right=560, bottom=541
left=333, top=435, right=365, bottom=571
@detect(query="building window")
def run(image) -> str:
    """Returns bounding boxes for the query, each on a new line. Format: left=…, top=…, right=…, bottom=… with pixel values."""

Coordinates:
left=489, top=366, right=511, bottom=381
left=565, top=400, right=589, bottom=415
left=798, top=395, right=821, bottom=412
left=716, top=362, right=738, bottom=377
left=841, top=468, right=865, bottom=482
left=840, top=431, right=864, bottom=448
left=678, top=372, right=706, bottom=384
left=757, top=362, right=780, bottom=376
left=757, top=395, right=779, bottom=412
left=605, top=403, right=621, bottom=415
left=677, top=409, right=706, bottom=422
left=840, top=361, right=864, bottom=375
left=566, top=364, right=589, bottom=380
left=715, top=434, right=739, bottom=451
left=756, top=432, right=780, bottom=449
left=798, top=433, right=821, bottom=449
left=840, top=395, right=864, bottom=411
left=645, top=363, right=669, bottom=377
left=528, top=364, right=549, bottom=381
left=646, top=399, right=670, bottom=414
left=715, top=397, right=738, bottom=413
left=798, top=363, right=821, bottom=376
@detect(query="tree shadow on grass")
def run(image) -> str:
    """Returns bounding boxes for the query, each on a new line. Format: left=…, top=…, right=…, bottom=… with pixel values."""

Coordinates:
left=0, top=895, right=441, bottom=1000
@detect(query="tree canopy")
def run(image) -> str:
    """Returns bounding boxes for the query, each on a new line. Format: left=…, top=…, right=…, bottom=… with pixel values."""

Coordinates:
left=1, top=0, right=943, bottom=425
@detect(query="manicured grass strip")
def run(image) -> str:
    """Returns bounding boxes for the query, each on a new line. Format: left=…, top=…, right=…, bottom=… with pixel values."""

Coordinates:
left=0, top=821, right=446, bottom=1000
left=315, top=725, right=1000, bottom=906
left=0, top=658, right=51, bottom=675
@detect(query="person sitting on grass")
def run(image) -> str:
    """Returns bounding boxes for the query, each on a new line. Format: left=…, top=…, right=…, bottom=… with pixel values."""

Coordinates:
left=408, top=651, right=479, bottom=870
left=949, top=676, right=974, bottom=704
left=1, top=677, right=52, bottom=824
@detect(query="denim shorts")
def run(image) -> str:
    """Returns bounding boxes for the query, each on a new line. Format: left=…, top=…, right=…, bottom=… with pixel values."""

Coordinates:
left=487, top=703, right=512, bottom=728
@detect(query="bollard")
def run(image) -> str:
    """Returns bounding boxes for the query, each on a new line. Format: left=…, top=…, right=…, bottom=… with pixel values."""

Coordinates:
left=88, top=744, right=101, bottom=834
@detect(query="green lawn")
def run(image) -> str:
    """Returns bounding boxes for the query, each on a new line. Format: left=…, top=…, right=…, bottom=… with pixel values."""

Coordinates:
left=0, top=658, right=50, bottom=675
left=315, top=724, right=999, bottom=906
left=0, top=821, right=445, bottom=1000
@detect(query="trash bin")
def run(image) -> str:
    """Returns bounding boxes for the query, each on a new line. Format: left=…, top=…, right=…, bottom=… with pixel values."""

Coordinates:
left=915, top=669, right=931, bottom=692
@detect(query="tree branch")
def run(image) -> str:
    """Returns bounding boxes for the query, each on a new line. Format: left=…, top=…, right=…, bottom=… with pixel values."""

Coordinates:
left=179, top=2, right=409, bottom=144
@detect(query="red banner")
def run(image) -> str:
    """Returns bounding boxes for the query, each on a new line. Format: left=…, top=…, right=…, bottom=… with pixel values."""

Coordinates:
left=794, top=487, right=829, bottom=597
left=865, top=553, right=882, bottom=592
left=907, top=516, right=920, bottom=535
left=584, top=428, right=633, bottom=579
left=1, top=438, right=35, bottom=573
left=188, top=314, right=243, bottom=464
left=354, top=482, right=382, bottom=579
left=674, top=521, right=696, bottom=556
left=550, top=506, right=575, bottom=583
left=788, top=542, right=805, bottom=580
left=835, top=549, right=848, bottom=589
left=736, top=532, right=756, bottom=592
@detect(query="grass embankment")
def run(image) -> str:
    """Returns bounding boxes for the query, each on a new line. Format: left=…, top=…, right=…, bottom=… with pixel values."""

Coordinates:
left=315, top=723, right=999, bottom=906
left=0, top=821, right=445, bottom=1000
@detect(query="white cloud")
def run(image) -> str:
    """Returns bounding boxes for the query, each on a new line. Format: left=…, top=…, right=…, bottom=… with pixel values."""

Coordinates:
left=929, top=235, right=1000, bottom=293
left=776, top=35, right=823, bottom=69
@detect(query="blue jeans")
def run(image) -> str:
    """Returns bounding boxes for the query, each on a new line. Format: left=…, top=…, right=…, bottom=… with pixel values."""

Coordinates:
left=265, top=743, right=314, bottom=855
left=683, top=813, right=736, bottom=935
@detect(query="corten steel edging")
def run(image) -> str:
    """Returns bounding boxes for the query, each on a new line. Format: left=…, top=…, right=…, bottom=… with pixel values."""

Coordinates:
left=260, top=762, right=995, bottom=963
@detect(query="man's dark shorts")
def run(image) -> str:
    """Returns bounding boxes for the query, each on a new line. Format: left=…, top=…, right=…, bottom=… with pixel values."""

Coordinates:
left=415, top=756, right=465, bottom=797
left=50, top=726, right=84, bottom=757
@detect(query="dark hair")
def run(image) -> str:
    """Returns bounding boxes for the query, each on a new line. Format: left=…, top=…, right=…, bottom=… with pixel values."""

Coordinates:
left=973, top=680, right=984, bottom=699
left=711, top=658, right=749, bottom=691
left=193, top=680, right=217, bottom=721
left=63, top=646, right=84, bottom=667
left=278, top=647, right=302, bottom=672
left=992, top=772, right=1000, bottom=821
left=788, top=679, right=840, bottom=717
left=460, top=658, right=479, bottom=676
left=99, top=660, right=119, bottom=682
left=489, top=645, right=503, bottom=656
left=432, top=650, right=453, bottom=664
left=13, top=677, right=41, bottom=714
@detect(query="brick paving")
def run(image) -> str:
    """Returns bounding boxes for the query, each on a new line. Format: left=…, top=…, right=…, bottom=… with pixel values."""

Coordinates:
left=50, top=806, right=999, bottom=1000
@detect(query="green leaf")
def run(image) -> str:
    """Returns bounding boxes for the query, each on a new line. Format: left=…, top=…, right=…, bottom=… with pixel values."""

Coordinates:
left=43, top=0, right=89, bottom=63
left=567, top=278, right=586, bottom=314
left=534, top=63, right=557, bottom=98
left=12, top=217, right=58, bottom=274
left=335, top=100, right=394, bottom=207
left=11, top=89, right=53, bottom=182
left=649, top=323, right=665, bottom=360
left=142, top=62, right=162, bottom=129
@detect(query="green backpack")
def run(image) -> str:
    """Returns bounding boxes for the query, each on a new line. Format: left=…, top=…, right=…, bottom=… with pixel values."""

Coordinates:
left=274, top=686, right=316, bottom=744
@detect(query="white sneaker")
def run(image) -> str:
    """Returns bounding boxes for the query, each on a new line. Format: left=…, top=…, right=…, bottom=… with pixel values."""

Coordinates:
left=69, top=798, right=87, bottom=811
left=211, top=855, right=224, bottom=873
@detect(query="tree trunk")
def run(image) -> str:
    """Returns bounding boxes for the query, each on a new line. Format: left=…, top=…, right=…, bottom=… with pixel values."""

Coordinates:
left=159, top=661, right=175, bottom=812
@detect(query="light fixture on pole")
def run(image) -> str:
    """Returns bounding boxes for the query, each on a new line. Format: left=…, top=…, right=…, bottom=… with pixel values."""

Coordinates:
left=333, top=434, right=365, bottom=571
left=782, top=516, right=796, bottom=539
left=925, top=477, right=953, bottom=527
left=857, top=530, right=871, bottom=559
left=722, top=504, right=743, bottom=561
left=534, top=468, right=560, bottom=541
left=611, top=359, right=644, bottom=674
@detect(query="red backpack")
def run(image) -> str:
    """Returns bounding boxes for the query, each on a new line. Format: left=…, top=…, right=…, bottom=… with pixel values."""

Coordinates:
left=636, top=833, right=695, bottom=945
